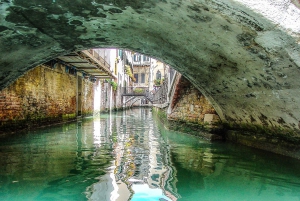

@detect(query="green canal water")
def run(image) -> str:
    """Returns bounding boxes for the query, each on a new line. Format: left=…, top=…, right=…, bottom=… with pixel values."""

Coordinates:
left=1, top=108, right=300, bottom=201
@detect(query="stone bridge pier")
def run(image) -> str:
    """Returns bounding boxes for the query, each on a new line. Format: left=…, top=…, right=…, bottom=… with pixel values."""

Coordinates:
left=0, top=1, right=300, bottom=156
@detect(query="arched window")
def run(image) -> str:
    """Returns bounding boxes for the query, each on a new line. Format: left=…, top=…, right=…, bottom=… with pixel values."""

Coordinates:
left=156, top=70, right=161, bottom=80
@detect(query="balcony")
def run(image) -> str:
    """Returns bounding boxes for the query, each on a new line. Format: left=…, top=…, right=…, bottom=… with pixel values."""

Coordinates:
left=57, top=49, right=117, bottom=79
left=133, top=60, right=151, bottom=66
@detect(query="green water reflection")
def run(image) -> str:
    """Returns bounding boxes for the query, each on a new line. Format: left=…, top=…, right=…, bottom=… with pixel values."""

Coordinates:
left=0, top=108, right=300, bottom=201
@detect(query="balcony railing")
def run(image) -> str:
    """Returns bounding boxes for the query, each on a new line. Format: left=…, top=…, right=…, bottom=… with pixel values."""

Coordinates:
left=132, top=61, right=151, bottom=66
left=87, top=49, right=111, bottom=69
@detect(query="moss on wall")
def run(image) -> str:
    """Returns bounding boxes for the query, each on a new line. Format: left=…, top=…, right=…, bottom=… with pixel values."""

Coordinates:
left=152, top=107, right=224, bottom=140
left=0, top=65, right=97, bottom=134
left=169, top=76, right=220, bottom=124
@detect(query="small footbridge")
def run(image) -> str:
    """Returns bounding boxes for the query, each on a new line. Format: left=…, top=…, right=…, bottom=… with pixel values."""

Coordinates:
left=122, top=87, right=154, bottom=106
left=121, top=76, right=172, bottom=107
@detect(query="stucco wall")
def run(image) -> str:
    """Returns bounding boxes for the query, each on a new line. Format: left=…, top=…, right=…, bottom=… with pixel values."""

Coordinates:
left=98, top=81, right=120, bottom=112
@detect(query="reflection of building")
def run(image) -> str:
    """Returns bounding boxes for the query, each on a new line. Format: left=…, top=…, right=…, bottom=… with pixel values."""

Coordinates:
left=146, top=120, right=179, bottom=201
left=146, top=129, right=178, bottom=201
left=87, top=113, right=131, bottom=201
left=94, top=108, right=178, bottom=201
left=147, top=126, right=169, bottom=188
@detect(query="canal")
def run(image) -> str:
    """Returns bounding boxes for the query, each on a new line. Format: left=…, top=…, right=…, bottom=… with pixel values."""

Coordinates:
left=0, top=108, right=300, bottom=201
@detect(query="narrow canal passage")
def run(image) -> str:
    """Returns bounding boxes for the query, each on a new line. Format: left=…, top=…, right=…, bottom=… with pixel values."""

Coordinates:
left=1, top=108, right=300, bottom=201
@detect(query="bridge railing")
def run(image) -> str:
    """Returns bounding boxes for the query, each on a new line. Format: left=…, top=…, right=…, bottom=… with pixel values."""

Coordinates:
left=152, top=78, right=168, bottom=104
left=121, top=87, right=148, bottom=96
left=121, top=87, right=155, bottom=103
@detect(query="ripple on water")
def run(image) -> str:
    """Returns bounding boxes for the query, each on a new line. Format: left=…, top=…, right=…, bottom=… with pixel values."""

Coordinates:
left=1, top=108, right=300, bottom=201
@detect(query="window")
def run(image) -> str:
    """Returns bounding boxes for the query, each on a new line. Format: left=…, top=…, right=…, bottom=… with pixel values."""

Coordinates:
left=114, top=62, right=117, bottom=75
left=134, top=73, right=138, bottom=83
left=156, top=70, right=161, bottom=80
left=118, top=49, right=123, bottom=58
left=141, top=73, right=145, bottom=83
left=143, top=55, right=150, bottom=61
left=134, top=54, right=141, bottom=62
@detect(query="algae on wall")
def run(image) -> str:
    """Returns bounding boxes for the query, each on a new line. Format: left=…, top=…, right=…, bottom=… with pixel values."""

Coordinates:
left=0, top=65, right=96, bottom=133
left=168, top=76, right=220, bottom=125
left=152, top=106, right=224, bottom=140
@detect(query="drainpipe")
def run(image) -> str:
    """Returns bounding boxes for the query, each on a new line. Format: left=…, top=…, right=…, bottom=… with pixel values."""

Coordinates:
left=99, top=79, right=102, bottom=113
left=166, top=65, right=170, bottom=103
left=110, top=84, right=112, bottom=111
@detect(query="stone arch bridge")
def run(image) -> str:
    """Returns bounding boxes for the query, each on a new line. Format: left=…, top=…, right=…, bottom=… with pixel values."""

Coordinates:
left=0, top=1, right=300, bottom=144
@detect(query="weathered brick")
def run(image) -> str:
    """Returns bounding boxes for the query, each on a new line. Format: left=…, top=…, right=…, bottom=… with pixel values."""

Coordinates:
left=169, top=76, right=218, bottom=124
left=0, top=65, right=102, bottom=133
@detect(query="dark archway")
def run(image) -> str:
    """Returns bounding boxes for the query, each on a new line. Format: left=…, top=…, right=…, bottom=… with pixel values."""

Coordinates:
left=156, top=70, right=161, bottom=80
left=0, top=0, right=300, bottom=134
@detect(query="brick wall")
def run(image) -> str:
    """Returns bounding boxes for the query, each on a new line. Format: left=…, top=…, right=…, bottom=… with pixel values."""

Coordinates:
left=0, top=65, right=97, bottom=133
left=168, top=76, right=220, bottom=124
left=82, top=78, right=95, bottom=116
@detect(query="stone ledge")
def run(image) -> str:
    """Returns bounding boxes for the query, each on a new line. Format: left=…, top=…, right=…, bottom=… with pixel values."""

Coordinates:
left=153, top=102, right=169, bottom=109
left=201, top=133, right=224, bottom=141
left=226, top=130, right=300, bottom=159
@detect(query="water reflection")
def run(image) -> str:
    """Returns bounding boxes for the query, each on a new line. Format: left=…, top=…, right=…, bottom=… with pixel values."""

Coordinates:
left=0, top=117, right=114, bottom=201
left=159, top=123, right=300, bottom=201
left=1, top=108, right=300, bottom=201
left=88, top=109, right=175, bottom=201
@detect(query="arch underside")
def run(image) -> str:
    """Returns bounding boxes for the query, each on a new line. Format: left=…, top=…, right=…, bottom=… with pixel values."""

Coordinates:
left=0, top=0, right=300, bottom=133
